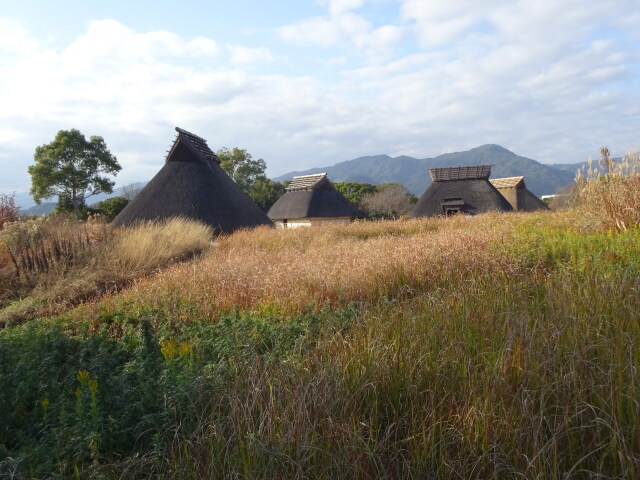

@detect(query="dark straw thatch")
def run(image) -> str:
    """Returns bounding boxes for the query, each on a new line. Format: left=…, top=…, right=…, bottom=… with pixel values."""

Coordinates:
left=267, top=173, right=360, bottom=221
left=489, top=176, right=549, bottom=212
left=410, top=165, right=513, bottom=217
left=112, top=127, right=272, bottom=233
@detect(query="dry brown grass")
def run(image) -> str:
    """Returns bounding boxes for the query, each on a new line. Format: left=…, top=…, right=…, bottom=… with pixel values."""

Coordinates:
left=575, top=149, right=640, bottom=231
left=1, top=216, right=111, bottom=280
left=0, top=217, right=213, bottom=323
left=110, top=217, right=213, bottom=270
left=0, top=216, right=111, bottom=315
left=93, top=212, right=555, bottom=321
left=6, top=207, right=639, bottom=478
left=36, top=218, right=212, bottom=304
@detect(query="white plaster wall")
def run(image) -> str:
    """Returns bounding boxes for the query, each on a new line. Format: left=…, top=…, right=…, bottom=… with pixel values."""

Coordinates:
left=274, top=217, right=351, bottom=229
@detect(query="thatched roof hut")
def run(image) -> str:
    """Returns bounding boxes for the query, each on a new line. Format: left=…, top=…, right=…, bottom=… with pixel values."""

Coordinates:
left=410, top=165, right=513, bottom=217
left=112, top=127, right=272, bottom=233
left=267, top=173, right=360, bottom=227
left=489, top=176, right=549, bottom=212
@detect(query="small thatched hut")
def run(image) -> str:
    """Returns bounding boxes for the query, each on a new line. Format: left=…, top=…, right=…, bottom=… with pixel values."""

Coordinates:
left=112, top=127, right=272, bottom=233
left=267, top=173, right=360, bottom=228
left=410, top=165, right=513, bottom=217
left=489, top=176, right=549, bottom=212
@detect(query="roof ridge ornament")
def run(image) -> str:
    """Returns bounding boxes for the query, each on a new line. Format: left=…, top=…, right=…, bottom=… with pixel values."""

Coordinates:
left=489, top=176, right=525, bottom=189
left=165, top=127, right=220, bottom=164
left=286, top=172, right=329, bottom=191
left=429, top=165, right=492, bottom=182
left=175, top=126, right=208, bottom=142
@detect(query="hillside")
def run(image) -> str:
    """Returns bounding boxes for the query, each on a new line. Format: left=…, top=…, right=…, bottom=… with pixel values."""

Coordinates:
left=19, top=202, right=57, bottom=216
left=276, top=144, right=578, bottom=197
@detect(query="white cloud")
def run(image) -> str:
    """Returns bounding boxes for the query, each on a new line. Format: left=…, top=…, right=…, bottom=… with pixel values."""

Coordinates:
left=332, top=0, right=640, bottom=163
left=0, top=18, right=41, bottom=56
left=368, top=24, right=404, bottom=48
left=278, top=16, right=343, bottom=47
left=63, top=19, right=219, bottom=62
left=0, top=19, right=350, bottom=189
left=277, top=1, right=403, bottom=61
left=314, top=0, right=368, bottom=15
left=325, top=0, right=366, bottom=16
left=227, top=44, right=274, bottom=64
left=399, top=1, right=490, bottom=47
left=186, top=37, right=220, bottom=57
left=0, top=4, right=638, bottom=196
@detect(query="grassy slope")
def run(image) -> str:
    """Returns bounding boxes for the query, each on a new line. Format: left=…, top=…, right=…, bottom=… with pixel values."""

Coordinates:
left=2, top=210, right=640, bottom=478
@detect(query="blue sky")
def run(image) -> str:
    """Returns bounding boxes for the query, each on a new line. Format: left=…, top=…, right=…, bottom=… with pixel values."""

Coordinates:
left=1, top=0, right=639, bottom=201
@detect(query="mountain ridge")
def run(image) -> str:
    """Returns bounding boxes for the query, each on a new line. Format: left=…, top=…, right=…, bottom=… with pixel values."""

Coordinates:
left=275, top=144, right=581, bottom=197
left=14, top=145, right=586, bottom=215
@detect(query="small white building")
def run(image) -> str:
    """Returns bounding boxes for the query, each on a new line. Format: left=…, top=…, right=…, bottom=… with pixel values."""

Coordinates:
left=267, top=173, right=360, bottom=228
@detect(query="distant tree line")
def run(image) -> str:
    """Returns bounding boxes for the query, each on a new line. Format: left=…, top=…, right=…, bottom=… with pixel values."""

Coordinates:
left=216, top=148, right=418, bottom=218
left=25, top=129, right=417, bottom=221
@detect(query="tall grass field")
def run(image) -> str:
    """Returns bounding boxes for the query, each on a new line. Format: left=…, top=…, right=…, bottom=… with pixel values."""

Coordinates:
left=1, top=163, right=640, bottom=478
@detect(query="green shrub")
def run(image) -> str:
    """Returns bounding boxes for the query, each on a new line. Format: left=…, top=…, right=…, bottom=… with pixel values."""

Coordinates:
left=90, top=196, right=129, bottom=222
left=0, top=319, right=171, bottom=476
left=0, top=306, right=359, bottom=478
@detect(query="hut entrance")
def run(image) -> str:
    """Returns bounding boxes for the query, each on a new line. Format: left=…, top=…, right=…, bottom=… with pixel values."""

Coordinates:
left=441, top=198, right=464, bottom=216
left=445, top=208, right=461, bottom=216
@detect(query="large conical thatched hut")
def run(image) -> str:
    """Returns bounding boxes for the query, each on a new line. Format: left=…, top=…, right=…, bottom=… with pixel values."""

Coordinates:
left=267, top=173, right=360, bottom=228
left=112, top=127, right=272, bottom=233
left=489, top=176, right=548, bottom=212
left=410, top=165, right=513, bottom=217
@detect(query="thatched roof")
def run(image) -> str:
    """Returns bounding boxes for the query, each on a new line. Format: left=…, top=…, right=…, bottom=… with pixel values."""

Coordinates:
left=112, top=127, right=273, bottom=233
left=490, top=176, right=548, bottom=212
left=167, top=127, right=220, bottom=163
left=429, top=165, right=492, bottom=182
left=489, top=176, right=524, bottom=189
left=268, top=173, right=360, bottom=220
left=411, top=165, right=513, bottom=217
left=286, top=173, right=328, bottom=190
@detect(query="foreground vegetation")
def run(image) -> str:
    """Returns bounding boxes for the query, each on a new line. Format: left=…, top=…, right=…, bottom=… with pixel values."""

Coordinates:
left=0, top=217, right=212, bottom=323
left=1, top=156, right=640, bottom=478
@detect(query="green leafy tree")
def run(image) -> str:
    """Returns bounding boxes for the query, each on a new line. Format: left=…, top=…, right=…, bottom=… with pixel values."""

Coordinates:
left=250, top=178, right=286, bottom=212
left=333, top=182, right=376, bottom=205
left=90, top=196, right=130, bottom=222
left=217, top=147, right=267, bottom=192
left=54, top=193, right=89, bottom=218
left=217, top=147, right=284, bottom=212
left=28, top=129, right=121, bottom=219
